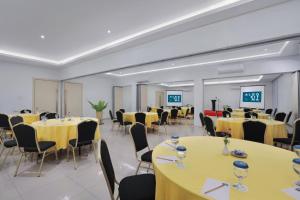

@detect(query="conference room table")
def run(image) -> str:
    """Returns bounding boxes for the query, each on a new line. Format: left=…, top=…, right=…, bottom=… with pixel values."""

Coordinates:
left=31, top=117, right=100, bottom=150
left=233, top=109, right=262, bottom=113
left=216, top=118, right=287, bottom=145
left=153, top=136, right=297, bottom=200
left=231, top=112, right=269, bottom=119
left=122, top=112, right=159, bottom=128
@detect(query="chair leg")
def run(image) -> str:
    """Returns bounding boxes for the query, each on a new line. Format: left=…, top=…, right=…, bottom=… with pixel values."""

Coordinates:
left=135, top=161, right=141, bottom=175
left=54, top=148, right=58, bottom=163
left=1, top=149, right=10, bottom=167
left=164, top=125, right=167, bottom=135
left=147, top=163, right=151, bottom=173
left=92, top=143, right=98, bottom=163
left=38, top=151, right=46, bottom=177
left=14, top=153, right=24, bottom=177
left=72, top=147, right=77, bottom=170
left=0, top=146, right=5, bottom=158
left=67, top=146, right=70, bottom=161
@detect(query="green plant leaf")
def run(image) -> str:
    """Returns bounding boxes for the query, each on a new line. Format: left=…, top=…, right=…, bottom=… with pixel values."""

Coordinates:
left=89, top=100, right=108, bottom=112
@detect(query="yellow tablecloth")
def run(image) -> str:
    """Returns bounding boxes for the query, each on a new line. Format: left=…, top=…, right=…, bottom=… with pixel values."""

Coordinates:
left=216, top=118, right=287, bottom=145
left=19, top=113, right=40, bottom=124
left=178, top=107, right=191, bottom=117
left=123, top=112, right=159, bottom=128
left=153, top=136, right=297, bottom=200
left=231, top=112, right=269, bottom=119
left=31, top=117, right=100, bottom=150
left=233, top=109, right=262, bottom=113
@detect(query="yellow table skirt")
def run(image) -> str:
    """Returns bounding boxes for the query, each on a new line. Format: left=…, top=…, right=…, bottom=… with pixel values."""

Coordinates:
left=123, top=112, right=159, bottom=128
left=32, top=117, right=100, bottom=150
left=216, top=118, right=287, bottom=145
left=231, top=112, right=269, bottom=119
left=153, top=137, right=297, bottom=200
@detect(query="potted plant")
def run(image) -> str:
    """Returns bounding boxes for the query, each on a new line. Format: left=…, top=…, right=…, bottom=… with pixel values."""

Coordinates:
left=88, top=100, right=108, bottom=124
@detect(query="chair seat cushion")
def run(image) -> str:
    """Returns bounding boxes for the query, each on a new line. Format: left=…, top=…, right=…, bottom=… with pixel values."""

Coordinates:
left=123, top=121, right=132, bottom=126
left=216, top=132, right=231, bottom=137
left=69, top=139, right=92, bottom=147
left=24, top=141, right=56, bottom=152
left=141, top=150, right=153, bottom=163
left=119, top=174, right=155, bottom=200
left=3, top=139, right=17, bottom=148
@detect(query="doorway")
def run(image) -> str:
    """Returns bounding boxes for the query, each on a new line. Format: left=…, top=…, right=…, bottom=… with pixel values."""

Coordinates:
left=64, top=82, right=83, bottom=117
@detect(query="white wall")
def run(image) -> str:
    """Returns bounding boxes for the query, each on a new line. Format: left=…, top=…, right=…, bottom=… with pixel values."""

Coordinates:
left=0, top=61, right=59, bottom=114
left=204, top=82, right=273, bottom=110
left=147, top=85, right=165, bottom=107
left=68, top=75, right=115, bottom=119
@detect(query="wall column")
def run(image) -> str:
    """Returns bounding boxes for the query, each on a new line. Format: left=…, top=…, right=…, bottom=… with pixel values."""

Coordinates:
left=194, top=79, right=204, bottom=126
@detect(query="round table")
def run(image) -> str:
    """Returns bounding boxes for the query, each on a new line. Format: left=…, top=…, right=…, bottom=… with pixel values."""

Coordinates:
left=122, top=112, right=159, bottom=128
left=31, top=117, right=101, bottom=150
left=153, top=136, right=297, bottom=200
left=233, top=109, right=262, bottom=113
left=216, top=118, right=287, bottom=145
left=231, top=112, right=269, bottom=119
left=19, top=113, right=40, bottom=124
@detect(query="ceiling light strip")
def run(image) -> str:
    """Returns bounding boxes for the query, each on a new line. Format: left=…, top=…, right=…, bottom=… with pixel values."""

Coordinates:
left=204, top=75, right=263, bottom=85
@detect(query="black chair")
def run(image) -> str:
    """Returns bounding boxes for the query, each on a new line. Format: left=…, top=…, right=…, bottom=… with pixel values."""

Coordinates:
left=147, top=107, right=151, bottom=112
left=39, top=112, right=49, bottom=120
left=189, top=107, right=194, bottom=118
left=170, top=109, right=178, bottom=124
left=274, top=119, right=300, bottom=149
left=273, top=108, right=278, bottom=117
left=199, top=112, right=205, bottom=127
left=243, top=121, right=266, bottom=143
left=13, top=124, right=57, bottom=176
left=68, top=120, right=98, bottom=169
left=265, top=109, right=273, bottom=115
left=99, top=140, right=155, bottom=200
left=129, top=123, right=153, bottom=174
left=244, top=112, right=251, bottom=118
left=9, top=116, right=23, bottom=128
left=251, top=112, right=258, bottom=119
left=177, top=107, right=182, bottom=110
left=0, top=113, right=11, bottom=133
left=20, top=109, right=31, bottom=114
left=119, top=109, right=125, bottom=113
left=46, top=113, right=58, bottom=119
left=109, top=110, right=119, bottom=129
left=152, top=111, right=169, bottom=134
left=286, top=111, right=292, bottom=124
left=243, top=108, right=251, bottom=112
left=222, top=111, right=231, bottom=118
left=156, top=109, right=163, bottom=119
left=275, top=112, right=286, bottom=122
left=135, top=112, right=146, bottom=125
left=227, top=108, right=233, bottom=112
left=116, top=111, right=132, bottom=134
left=203, top=116, right=231, bottom=137
left=160, top=106, right=164, bottom=109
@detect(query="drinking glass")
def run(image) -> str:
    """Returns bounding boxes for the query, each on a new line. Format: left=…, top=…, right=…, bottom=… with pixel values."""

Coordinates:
left=176, top=146, right=187, bottom=160
left=55, top=114, right=59, bottom=119
left=293, top=158, right=300, bottom=186
left=171, top=136, right=179, bottom=147
left=232, top=160, right=249, bottom=192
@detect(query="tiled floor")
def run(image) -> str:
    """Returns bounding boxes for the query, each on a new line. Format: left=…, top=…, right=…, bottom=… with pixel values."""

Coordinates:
left=0, top=119, right=205, bottom=200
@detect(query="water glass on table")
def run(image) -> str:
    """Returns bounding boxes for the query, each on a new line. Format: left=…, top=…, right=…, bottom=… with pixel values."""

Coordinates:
left=232, top=160, right=249, bottom=192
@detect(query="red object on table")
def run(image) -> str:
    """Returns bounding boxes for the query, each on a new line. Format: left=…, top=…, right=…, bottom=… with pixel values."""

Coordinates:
left=204, top=110, right=223, bottom=117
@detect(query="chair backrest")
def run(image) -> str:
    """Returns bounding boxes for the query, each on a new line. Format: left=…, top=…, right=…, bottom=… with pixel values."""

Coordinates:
left=222, top=111, right=231, bottom=118
left=20, top=109, right=31, bottom=114
left=243, top=108, right=251, bottom=112
left=170, top=109, right=178, bottom=119
left=160, top=106, right=164, bottom=109
left=77, top=120, right=98, bottom=145
left=199, top=112, right=205, bottom=127
left=119, top=109, right=125, bottom=113
left=177, top=107, right=182, bottom=110
left=109, top=110, right=114, bottom=120
left=265, top=109, right=273, bottom=115
left=275, top=112, right=286, bottom=122
left=251, top=112, right=258, bottom=119
left=135, top=112, right=146, bottom=125
left=39, top=112, right=49, bottom=120
left=285, top=111, right=292, bottom=124
left=227, top=108, right=233, bottom=112
left=116, top=111, right=124, bottom=125
left=190, top=107, right=194, bottom=115
left=147, top=107, right=151, bottom=112
left=292, top=119, right=300, bottom=145
left=160, top=111, right=169, bottom=125
left=13, top=124, right=38, bottom=150
left=0, top=113, right=10, bottom=129
left=129, top=122, right=149, bottom=152
left=203, top=116, right=216, bottom=136
left=46, top=113, right=58, bottom=119
left=244, top=112, right=251, bottom=118
left=99, top=140, right=116, bottom=199
left=9, top=116, right=23, bottom=127
left=243, top=121, right=266, bottom=143
left=273, top=108, right=278, bottom=117
left=185, top=108, right=190, bottom=117
left=157, top=109, right=163, bottom=118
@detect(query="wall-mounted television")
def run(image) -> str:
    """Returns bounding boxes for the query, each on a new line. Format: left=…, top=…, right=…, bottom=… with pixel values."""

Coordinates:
left=166, top=90, right=183, bottom=107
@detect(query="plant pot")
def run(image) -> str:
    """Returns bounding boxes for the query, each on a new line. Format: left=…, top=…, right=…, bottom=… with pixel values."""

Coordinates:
left=96, top=111, right=103, bottom=125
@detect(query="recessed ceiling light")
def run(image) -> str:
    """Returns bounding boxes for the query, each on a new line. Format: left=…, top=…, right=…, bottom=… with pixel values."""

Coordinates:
left=107, top=30, right=111, bottom=34
left=204, top=75, right=263, bottom=85
left=40, top=35, right=45, bottom=39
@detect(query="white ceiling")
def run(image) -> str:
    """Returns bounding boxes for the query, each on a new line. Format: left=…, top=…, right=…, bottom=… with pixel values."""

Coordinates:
left=0, top=0, right=291, bottom=66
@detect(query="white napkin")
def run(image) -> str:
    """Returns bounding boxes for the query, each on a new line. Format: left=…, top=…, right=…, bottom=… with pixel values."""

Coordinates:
left=160, top=142, right=176, bottom=150
left=282, top=187, right=300, bottom=200
left=201, top=178, right=230, bottom=200
left=156, top=155, right=178, bottom=164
